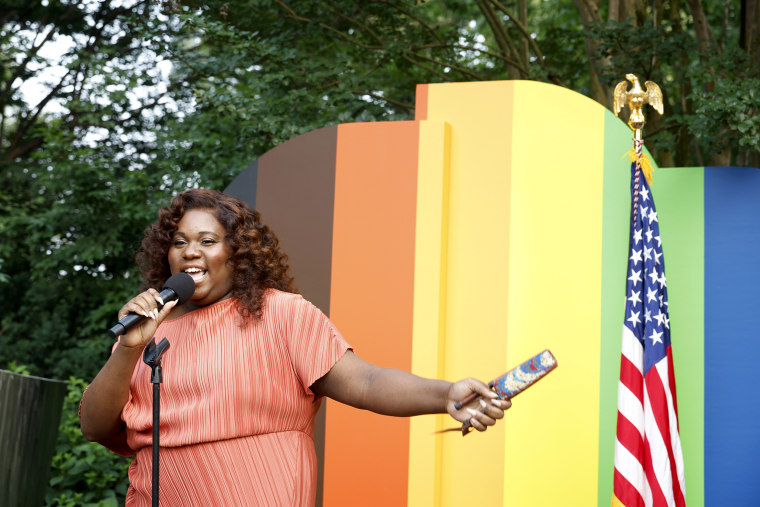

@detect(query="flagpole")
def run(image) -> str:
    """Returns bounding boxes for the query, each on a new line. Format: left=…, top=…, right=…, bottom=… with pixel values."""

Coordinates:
left=632, top=129, right=643, bottom=229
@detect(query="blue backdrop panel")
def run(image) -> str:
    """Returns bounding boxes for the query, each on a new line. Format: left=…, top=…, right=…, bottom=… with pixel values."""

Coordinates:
left=704, top=166, right=760, bottom=503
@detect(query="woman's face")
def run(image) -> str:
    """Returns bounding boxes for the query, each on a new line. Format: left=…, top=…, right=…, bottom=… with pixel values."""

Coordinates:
left=168, top=208, right=234, bottom=306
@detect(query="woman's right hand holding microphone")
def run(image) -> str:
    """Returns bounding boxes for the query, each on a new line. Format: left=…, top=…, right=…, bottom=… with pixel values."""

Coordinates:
left=116, top=288, right=178, bottom=350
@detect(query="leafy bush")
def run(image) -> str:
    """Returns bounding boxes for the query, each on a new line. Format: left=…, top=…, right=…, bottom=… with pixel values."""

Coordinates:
left=45, top=377, right=131, bottom=507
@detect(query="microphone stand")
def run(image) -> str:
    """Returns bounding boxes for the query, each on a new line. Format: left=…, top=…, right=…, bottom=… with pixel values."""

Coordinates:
left=143, top=337, right=171, bottom=507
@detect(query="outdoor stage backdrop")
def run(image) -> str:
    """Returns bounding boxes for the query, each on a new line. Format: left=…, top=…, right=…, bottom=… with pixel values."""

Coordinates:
left=224, top=80, right=759, bottom=507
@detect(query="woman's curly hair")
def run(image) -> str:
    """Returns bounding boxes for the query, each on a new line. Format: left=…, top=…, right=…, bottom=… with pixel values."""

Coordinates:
left=136, top=188, right=296, bottom=320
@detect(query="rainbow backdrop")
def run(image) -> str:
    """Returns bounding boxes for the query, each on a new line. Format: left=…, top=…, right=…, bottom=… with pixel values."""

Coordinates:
left=224, top=80, right=760, bottom=506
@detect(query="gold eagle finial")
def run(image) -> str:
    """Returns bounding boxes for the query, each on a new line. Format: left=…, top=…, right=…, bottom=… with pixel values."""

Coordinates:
left=613, top=74, right=663, bottom=133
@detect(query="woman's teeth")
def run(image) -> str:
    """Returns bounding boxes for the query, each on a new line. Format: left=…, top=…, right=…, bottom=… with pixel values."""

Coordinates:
left=185, top=269, right=206, bottom=281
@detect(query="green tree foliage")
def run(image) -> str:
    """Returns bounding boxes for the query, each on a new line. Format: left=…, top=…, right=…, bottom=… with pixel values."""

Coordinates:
left=46, top=377, right=131, bottom=506
left=168, top=0, right=758, bottom=166
left=0, top=0, right=251, bottom=380
left=576, top=0, right=760, bottom=166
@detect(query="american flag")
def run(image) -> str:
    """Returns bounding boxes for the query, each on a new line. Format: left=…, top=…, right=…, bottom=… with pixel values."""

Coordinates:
left=612, top=163, right=686, bottom=507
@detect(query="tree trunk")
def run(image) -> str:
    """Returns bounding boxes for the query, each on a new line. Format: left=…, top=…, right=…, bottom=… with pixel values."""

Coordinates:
left=684, top=0, right=715, bottom=54
left=741, top=0, right=760, bottom=64
left=573, top=0, right=609, bottom=106
left=519, top=0, right=529, bottom=71
left=477, top=0, right=522, bottom=79
left=609, top=0, right=621, bottom=21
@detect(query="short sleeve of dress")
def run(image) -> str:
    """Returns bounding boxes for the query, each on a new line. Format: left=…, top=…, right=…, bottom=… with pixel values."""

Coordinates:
left=281, top=293, right=351, bottom=396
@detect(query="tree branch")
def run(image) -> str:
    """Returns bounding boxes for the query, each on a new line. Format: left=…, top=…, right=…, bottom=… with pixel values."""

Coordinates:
left=400, top=54, right=457, bottom=81
left=351, top=90, right=414, bottom=111
left=272, top=0, right=310, bottom=22
left=315, top=22, right=384, bottom=50
left=476, top=0, right=522, bottom=78
left=324, top=0, right=384, bottom=45
left=415, top=42, right=528, bottom=71
left=487, top=0, right=546, bottom=64
left=375, top=0, right=445, bottom=45
left=407, top=49, right=488, bottom=80
left=3, top=136, right=44, bottom=162
left=272, top=1, right=386, bottom=50
left=1, top=24, right=58, bottom=102
left=9, top=68, right=74, bottom=153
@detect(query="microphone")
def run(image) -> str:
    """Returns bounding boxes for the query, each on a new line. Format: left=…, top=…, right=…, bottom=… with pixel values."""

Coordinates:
left=107, top=272, right=196, bottom=339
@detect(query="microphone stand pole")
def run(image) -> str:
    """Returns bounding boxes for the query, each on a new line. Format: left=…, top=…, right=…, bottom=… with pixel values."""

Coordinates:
left=143, top=337, right=171, bottom=507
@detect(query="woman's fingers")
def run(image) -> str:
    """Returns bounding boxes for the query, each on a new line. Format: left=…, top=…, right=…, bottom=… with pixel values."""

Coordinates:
left=115, top=289, right=178, bottom=349
left=465, top=408, right=492, bottom=431
left=118, top=289, right=165, bottom=320
left=447, top=378, right=515, bottom=433
left=478, top=398, right=506, bottom=420
left=148, top=288, right=165, bottom=307
left=464, top=396, right=514, bottom=432
left=465, top=401, right=503, bottom=431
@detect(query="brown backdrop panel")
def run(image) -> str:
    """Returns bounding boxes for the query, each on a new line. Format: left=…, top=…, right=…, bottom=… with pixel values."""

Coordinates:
left=253, top=125, right=338, bottom=506
left=255, top=126, right=337, bottom=314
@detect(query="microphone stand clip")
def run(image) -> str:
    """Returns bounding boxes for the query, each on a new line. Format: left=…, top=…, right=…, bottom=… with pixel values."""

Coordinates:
left=143, top=337, right=170, bottom=507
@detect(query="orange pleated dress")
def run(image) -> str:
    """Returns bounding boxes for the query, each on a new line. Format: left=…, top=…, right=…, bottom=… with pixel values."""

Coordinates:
left=103, top=290, right=351, bottom=506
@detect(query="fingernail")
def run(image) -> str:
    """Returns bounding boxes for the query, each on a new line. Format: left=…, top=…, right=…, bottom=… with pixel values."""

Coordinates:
left=479, top=399, right=488, bottom=408
left=491, top=399, right=504, bottom=407
left=486, top=390, right=498, bottom=398
left=466, top=408, right=478, bottom=416
left=156, top=296, right=164, bottom=306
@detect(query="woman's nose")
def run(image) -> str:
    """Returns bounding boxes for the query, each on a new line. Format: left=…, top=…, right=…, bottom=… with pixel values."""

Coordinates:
left=183, top=243, right=201, bottom=257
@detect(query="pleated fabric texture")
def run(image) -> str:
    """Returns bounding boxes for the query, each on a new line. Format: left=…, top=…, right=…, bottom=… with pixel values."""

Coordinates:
left=107, top=290, right=350, bottom=506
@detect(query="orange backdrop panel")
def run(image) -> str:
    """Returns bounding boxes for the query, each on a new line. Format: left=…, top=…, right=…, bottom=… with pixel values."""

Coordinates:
left=323, top=121, right=420, bottom=505
left=415, top=84, right=428, bottom=121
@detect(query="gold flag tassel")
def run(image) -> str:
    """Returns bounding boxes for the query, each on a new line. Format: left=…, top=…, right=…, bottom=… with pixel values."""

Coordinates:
left=623, top=149, right=655, bottom=184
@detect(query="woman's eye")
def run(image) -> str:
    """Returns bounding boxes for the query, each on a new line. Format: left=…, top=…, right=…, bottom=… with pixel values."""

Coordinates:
left=173, top=240, right=186, bottom=246
left=201, top=239, right=216, bottom=245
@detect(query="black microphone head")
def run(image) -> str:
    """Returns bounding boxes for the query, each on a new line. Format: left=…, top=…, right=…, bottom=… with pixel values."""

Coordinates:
left=162, top=272, right=196, bottom=304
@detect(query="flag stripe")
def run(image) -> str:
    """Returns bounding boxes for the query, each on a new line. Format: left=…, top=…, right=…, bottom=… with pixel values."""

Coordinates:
left=613, top=468, right=645, bottom=507
left=642, top=433, right=669, bottom=507
left=613, top=437, right=644, bottom=500
left=616, top=382, right=643, bottom=437
left=620, top=325, right=644, bottom=374
left=616, top=410, right=644, bottom=457
left=665, top=349, right=679, bottom=427
left=619, top=354, right=644, bottom=403
left=654, top=360, right=686, bottom=506
left=643, top=374, right=676, bottom=507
